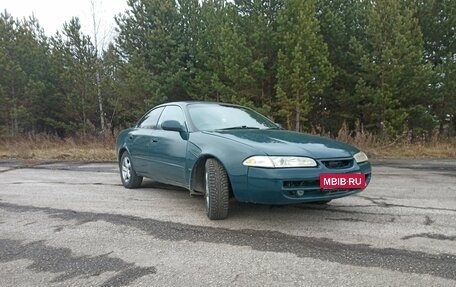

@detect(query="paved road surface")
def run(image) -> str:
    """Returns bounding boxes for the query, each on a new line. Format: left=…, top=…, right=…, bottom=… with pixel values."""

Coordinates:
left=0, top=159, right=455, bottom=286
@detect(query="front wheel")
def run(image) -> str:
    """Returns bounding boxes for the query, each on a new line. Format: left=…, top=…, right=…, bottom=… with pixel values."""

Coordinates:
left=120, top=152, right=143, bottom=188
left=204, top=158, right=230, bottom=220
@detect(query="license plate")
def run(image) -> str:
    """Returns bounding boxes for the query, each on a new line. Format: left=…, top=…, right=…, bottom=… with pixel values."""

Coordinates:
left=320, top=173, right=365, bottom=189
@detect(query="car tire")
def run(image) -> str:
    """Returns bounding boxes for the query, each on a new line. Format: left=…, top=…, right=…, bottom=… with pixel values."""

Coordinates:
left=204, top=158, right=230, bottom=220
left=120, top=151, right=143, bottom=188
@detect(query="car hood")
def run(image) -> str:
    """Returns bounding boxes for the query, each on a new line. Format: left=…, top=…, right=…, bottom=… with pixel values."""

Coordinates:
left=202, top=129, right=358, bottom=159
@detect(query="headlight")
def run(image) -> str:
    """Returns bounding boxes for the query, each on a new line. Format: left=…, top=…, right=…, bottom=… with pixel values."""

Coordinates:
left=353, top=151, right=368, bottom=163
left=243, top=156, right=317, bottom=168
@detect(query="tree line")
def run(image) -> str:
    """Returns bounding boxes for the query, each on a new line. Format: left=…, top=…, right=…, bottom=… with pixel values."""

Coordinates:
left=0, top=0, right=454, bottom=140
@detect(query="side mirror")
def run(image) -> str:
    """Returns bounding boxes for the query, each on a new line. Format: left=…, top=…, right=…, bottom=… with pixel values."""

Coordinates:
left=275, top=123, right=283, bottom=129
left=161, top=120, right=186, bottom=132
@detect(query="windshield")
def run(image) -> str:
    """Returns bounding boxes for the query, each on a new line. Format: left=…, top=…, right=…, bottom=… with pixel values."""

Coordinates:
left=188, top=104, right=278, bottom=131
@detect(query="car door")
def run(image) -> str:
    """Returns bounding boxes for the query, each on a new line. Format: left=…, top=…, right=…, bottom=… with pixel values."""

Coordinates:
left=128, top=107, right=164, bottom=174
left=149, top=105, right=189, bottom=186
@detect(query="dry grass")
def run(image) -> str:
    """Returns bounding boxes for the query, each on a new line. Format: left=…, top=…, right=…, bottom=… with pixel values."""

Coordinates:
left=0, top=130, right=454, bottom=161
left=331, top=121, right=456, bottom=159
left=364, top=142, right=456, bottom=159
left=0, top=134, right=116, bottom=162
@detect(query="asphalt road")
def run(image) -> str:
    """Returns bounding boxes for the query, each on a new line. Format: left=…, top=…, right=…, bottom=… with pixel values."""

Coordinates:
left=0, top=159, right=455, bottom=286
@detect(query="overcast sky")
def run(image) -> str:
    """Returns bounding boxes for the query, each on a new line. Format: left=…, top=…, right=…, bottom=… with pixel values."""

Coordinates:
left=2, top=0, right=128, bottom=47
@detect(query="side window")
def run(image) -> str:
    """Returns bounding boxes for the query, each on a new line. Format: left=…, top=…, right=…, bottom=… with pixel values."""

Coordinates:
left=157, top=106, right=186, bottom=129
left=137, top=107, right=164, bottom=129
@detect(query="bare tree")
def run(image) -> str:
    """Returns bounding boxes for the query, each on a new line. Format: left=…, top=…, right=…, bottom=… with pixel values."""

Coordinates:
left=90, top=0, right=106, bottom=132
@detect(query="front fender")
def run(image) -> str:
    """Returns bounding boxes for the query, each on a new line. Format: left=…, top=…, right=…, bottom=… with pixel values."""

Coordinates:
left=187, top=133, right=263, bottom=202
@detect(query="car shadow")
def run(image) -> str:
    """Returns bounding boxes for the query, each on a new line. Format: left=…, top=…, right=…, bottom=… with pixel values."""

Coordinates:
left=134, top=180, right=392, bottom=223
left=139, top=179, right=188, bottom=192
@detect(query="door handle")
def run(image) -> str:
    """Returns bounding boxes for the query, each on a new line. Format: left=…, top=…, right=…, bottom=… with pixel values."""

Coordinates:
left=152, top=138, right=158, bottom=143
left=129, top=135, right=133, bottom=140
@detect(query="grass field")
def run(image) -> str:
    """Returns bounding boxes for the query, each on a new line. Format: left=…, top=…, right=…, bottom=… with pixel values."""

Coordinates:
left=0, top=133, right=454, bottom=162
left=0, top=134, right=116, bottom=162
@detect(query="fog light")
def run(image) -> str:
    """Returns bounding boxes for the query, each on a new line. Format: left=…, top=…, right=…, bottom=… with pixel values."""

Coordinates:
left=296, top=190, right=305, bottom=196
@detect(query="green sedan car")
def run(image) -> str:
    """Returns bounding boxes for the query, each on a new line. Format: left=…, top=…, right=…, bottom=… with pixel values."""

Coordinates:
left=116, top=102, right=371, bottom=220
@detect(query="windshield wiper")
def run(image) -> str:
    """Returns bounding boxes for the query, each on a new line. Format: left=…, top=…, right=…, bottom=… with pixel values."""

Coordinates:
left=218, top=126, right=260, bottom=130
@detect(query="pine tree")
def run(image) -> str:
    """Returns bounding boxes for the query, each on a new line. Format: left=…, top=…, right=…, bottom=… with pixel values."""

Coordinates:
left=315, top=0, right=370, bottom=133
left=275, top=0, right=333, bottom=131
left=184, top=0, right=228, bottom=102
left=51, top=17, right=99, bottom=135
left=355, top=0, right=432, bottom=138
left=115, top=0, right=186, bottom=114
left=0, top=12, right=58, bottom=135
left=414, top=0, right=456, bottom=137
left=232, top=0, right=284, bottom=116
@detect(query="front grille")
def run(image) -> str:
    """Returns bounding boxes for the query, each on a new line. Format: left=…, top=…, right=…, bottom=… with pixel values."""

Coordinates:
left=321, top=159, right=353, bottom=169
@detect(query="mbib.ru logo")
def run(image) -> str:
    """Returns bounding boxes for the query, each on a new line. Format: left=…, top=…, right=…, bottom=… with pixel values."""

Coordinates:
left=320, top=173, right=366, bottom=189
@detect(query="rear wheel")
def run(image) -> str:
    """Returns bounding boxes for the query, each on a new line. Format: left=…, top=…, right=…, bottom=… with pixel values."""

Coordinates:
left=204, top=158, right=230, bottom=220
left=120, top=152, right=143, bottom=188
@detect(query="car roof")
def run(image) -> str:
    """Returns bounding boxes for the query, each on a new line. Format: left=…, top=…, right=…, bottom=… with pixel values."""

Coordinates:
left=156, top=101, right=243, bottom=109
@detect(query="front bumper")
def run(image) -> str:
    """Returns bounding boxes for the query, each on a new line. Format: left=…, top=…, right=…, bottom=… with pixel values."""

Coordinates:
left=241, top=160, right=371, bottom=204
